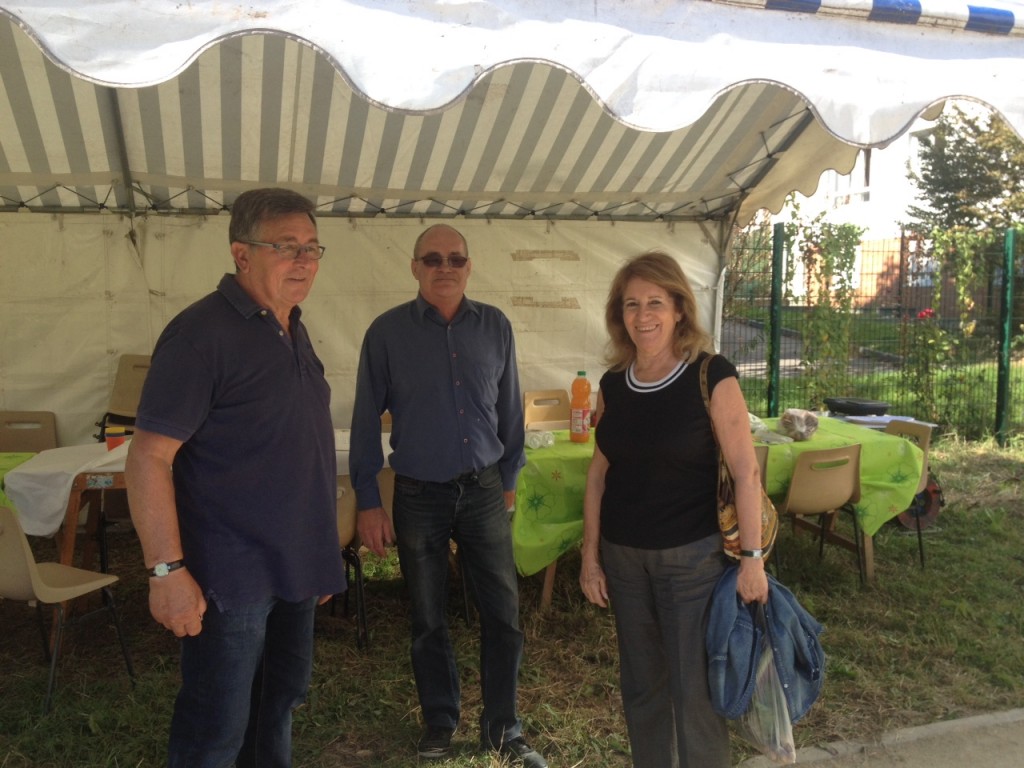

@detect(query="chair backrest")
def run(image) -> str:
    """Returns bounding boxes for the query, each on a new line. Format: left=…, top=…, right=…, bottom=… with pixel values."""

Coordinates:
left=336, top=477, right=358, bottom=548
left=336, top=468, right=395, bottom=548
left=781, top=445, right=862, bottom=517
left=107, top=354, right=152, bottom=419
left=884, top=420, right=932, bottom=495
left=0, top=410, right=58, bottom=452
left=0, top=506, right=40, bottom=602
left=523, top=389, right=571, bottom=429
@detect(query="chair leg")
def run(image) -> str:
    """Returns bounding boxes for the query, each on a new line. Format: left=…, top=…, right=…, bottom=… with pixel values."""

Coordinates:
left=34, top=601, right=51, bottom=663
left=331, top=549, right=352, bottom=618
left=916, top=512, right=926, bottom=568
left=848, top=506, right=866, bottom=586
left=98, top=509, right=111, bottom=574
left=102, top=586, right=136, bottom=684
left=43, top=603, right=66, bottom=714
left=913, top=494, right=927, bottom=569
left=341, top=546, right=367, bottom=649
left=540, top=561, right=558, bottom=612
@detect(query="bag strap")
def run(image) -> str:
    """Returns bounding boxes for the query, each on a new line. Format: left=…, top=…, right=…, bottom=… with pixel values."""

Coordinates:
left=699, top=353, right=721, bottom=450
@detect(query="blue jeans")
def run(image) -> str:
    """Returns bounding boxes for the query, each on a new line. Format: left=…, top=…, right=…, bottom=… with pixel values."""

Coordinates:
left=167, top=595, right=318, bottom=768
left=602, top=533, right=730, bottom=768
left=392, top=464, right=524, bottom=747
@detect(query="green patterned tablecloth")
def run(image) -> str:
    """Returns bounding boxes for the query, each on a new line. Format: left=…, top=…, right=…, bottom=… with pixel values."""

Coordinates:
left=513, top=431, right=593, bottom=576
left=511, top=419, right=924, bottom=576
left=0, top=452, right=36, bottom=513
left=759, top=417, right=924, bottom=537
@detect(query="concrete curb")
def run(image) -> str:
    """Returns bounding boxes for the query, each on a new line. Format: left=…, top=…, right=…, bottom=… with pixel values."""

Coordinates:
left=738, top=708, right=1024, bottom=766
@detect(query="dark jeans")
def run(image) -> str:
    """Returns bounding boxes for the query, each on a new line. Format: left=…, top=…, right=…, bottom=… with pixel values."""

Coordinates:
left=602, top=533, right=730, bottom=768
left=392, top=463, right=525, bottom=746
left=167, top=595, right=318, bottom=768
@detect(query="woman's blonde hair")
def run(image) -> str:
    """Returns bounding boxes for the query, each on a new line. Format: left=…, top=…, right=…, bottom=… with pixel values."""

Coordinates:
left=604, top=251, right=712, bottom=371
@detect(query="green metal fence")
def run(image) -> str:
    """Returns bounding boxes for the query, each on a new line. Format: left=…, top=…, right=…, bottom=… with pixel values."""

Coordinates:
left=721, top=225, right=1023, bottom=442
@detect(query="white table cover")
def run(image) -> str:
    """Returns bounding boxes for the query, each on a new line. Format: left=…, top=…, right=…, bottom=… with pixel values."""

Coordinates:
left=6, top=432, right=390, bottom=537
left=4, top=442, right=129, bottom=536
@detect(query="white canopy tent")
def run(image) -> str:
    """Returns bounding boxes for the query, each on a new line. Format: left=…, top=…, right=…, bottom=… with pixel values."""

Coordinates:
left=1, top=0, right=1023, bottom=444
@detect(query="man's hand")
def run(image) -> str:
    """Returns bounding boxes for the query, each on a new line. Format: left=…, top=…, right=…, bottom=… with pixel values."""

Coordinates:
left=149, top=567, right=208, bottom=637
left=357, top=506, right=395, bottom=557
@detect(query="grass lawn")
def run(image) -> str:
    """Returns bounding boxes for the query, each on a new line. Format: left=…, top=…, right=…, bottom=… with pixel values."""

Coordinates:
left=2, top=436, right=1023, bottom=766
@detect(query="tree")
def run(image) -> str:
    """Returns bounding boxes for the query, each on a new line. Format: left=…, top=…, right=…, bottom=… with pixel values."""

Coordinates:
left=723, top=210, right=774, bottom=315
left=905, top=103, right=1024, bottom=232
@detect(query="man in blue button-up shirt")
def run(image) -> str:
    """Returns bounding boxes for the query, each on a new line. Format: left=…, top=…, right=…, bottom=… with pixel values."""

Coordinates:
left=349, top=224, right=545, bottom=768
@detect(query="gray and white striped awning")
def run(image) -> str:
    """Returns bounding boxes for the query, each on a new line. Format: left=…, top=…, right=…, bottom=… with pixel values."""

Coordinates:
left=1, top=0, right=1022, bottom=223
left=723, top=0, right=1024, bottom=35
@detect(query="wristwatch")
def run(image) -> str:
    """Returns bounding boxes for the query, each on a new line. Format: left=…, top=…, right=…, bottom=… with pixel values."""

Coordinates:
left=149, top=559, right=185, bottom=577
left=739, top=549, right=764, bottom=559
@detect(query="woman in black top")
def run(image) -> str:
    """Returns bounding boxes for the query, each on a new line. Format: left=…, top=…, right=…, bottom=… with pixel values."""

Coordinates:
left=580, top=251, right=768, bottom=768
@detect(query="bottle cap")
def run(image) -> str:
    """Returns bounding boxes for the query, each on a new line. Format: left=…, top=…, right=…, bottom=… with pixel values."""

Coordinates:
left=577, top=370, right=586, bottom=376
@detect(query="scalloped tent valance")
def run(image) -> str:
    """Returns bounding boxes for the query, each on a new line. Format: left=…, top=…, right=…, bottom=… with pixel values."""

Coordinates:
left=1, top=0, right=1023, bottom=225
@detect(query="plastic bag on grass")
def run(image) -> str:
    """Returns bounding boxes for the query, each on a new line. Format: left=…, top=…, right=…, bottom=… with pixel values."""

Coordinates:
left=735, top=640, right=796, bottom=764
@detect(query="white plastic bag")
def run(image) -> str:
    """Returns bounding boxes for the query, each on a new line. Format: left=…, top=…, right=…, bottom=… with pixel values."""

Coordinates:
left=736, top=639, right=797, bottom=764
left=777, top=408, right=818, bottom=441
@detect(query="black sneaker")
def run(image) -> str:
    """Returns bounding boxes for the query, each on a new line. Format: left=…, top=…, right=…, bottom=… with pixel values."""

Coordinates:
left=496, top=736, right=548, bottom=768
left=417, top=726, right=455, bottom=760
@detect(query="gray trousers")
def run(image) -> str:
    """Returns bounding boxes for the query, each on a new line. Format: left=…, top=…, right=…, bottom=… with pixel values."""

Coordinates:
left=601, top=533, right=730, bottom=768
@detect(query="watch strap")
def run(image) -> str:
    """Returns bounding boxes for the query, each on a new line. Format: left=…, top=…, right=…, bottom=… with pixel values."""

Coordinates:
left=149, top=559, right=185, bottom=577
left=740, top=548, right=764, bottom=559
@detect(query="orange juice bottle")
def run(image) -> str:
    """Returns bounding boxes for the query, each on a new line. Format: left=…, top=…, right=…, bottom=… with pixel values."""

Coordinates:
left=105, top=424, right=126, bottom=450
left=570, top=371, right=592, bottom=443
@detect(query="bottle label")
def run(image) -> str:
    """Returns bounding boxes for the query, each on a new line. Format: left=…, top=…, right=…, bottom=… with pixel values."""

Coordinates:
left=571, top=408, right=591, bottom=436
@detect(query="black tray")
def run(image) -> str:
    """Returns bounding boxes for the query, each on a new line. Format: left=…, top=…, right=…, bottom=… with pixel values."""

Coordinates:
left=823, top=397, right=890, bottom=416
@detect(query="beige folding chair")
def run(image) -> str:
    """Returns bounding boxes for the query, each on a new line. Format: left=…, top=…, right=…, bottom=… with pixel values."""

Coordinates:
left=777, top=445, right=867, bottom=583
left=523, top=389, right=570, bottom=430
left=335, top=476, right=368, bottom=649
left=0, top=411, right=58, bottom=452
left=0, top=506, right=134, bottom=713
left=334, top=468, right=396, bottom=649
left=97, top=353, right=151, bottom=440
left=91, top=354, right=151, bottom=569
left=884, top=420, right=935, bottom=567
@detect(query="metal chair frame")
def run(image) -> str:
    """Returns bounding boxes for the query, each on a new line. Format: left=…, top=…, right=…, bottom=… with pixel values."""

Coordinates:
left=0, top=506, right=134, bottom=713
left=883, top=420, right=938, bottom=568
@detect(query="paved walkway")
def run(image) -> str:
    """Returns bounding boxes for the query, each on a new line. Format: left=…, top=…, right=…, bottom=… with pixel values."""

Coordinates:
left=739, top=709, right=1024, bottom=767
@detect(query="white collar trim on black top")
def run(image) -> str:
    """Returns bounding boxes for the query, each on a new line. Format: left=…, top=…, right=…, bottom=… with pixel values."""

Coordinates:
left=626, top=359, right=688, bottom=393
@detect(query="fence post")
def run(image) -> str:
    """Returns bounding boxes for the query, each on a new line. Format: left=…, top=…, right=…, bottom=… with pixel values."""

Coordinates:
left=995, top=228, right=1017, bottom=447
left=767, top=222, right=785, bottom=417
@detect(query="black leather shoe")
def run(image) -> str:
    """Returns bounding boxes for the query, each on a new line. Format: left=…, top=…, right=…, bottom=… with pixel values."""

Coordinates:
left=496, top=736, right=548, bottom=768
left=418, top=726, right=455, bottom=760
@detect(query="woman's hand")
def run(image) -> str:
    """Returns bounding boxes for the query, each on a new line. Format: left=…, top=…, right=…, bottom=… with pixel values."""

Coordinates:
left=736, top=557, right=769, bottom=604
left=579, top=558, right=609, bottom=608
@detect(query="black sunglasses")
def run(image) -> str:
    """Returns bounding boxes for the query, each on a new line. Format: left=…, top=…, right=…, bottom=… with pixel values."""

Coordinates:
left=415, top=254, right=469, bottom=269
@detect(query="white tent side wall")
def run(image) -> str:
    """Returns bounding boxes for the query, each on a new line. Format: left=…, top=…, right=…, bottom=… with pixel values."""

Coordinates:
left=0, top=215, right=719, bottom=445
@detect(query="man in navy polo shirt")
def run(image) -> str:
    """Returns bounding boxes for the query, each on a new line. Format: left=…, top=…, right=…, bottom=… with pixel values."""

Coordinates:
left=126, top=187, right=344, bottom=767
left=349, top=224, right=546, bottom=768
